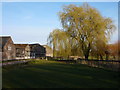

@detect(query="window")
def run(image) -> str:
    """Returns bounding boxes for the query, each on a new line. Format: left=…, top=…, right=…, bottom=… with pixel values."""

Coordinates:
left=16, top=48, right=19, bottom=52
left=8, top=46, right=11, bottom=50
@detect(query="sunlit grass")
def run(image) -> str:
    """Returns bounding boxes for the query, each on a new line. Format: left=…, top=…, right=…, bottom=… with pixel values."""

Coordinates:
left=2, top=60, right=120, bottom=88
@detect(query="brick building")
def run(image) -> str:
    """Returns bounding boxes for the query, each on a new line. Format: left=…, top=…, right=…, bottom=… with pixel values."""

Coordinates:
left=29, top=44, right=46, bottom=58
left=0, top=36, right=16, bottom=60
left=14, top=44, right=30, bottom=59
left=0, top=36, right=46, bottom=60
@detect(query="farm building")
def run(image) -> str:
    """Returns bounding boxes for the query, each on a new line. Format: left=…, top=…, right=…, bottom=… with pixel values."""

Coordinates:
left=0, top=36, right=16, bottom=60
left=15, top=43, right=46, bottom=59
left=29, top=44, right=46, bottom=58
left=0, top=36, right=46, bottom=60
left=42, top=45, right=53, bottom=57
left=14, top=44, right=30, bottom=59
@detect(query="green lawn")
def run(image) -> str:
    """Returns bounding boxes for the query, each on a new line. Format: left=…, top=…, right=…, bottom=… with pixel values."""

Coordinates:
left=2, top=60, right=120, bottom=88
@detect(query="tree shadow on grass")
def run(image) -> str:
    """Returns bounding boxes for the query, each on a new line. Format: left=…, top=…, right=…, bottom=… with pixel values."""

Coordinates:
left=2, top=61, right=120, bottom=88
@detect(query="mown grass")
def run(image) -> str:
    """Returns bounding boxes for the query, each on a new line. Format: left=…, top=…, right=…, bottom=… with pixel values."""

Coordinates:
left=2, top=60, right=120, bottom=88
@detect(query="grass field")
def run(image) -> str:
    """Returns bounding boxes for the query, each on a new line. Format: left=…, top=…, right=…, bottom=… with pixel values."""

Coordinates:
left=2, top=60, right=120, bottom=88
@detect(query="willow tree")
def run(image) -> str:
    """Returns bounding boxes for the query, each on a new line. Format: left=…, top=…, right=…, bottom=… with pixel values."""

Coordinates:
left=47, top=29, right=71, bottom=58
left=59, top=3, right=116, bottom=59
left=91, top=39, right=107, bottom=60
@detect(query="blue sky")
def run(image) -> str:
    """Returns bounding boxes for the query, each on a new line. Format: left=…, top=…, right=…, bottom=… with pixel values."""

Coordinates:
left=2, top=2, right=118, bottom=45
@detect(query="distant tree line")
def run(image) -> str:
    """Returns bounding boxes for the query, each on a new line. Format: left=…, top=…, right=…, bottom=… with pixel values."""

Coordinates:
left=47, top=3, right=117, bottom=60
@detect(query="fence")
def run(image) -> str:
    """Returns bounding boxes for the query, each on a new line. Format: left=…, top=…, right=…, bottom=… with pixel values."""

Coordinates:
left=78, top=59, right=120, bottom=71
left=1, top=60, right=31, bottom=67
left=56, top=59, right=120, bottom=71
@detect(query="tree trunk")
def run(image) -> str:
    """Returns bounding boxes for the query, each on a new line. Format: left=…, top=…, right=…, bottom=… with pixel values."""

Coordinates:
left=100, top=54, right=103, bottom=60
left=105, top=51, right=109, bottom=60
left=84, top=44, right=91, bottom=60
left=53, top=44, right=55, bottom=58
left=84, top=50, right=90, bottom=60
left=106, top=53, right=109, bottom=60
left=85, top=55, right=89, bottom=60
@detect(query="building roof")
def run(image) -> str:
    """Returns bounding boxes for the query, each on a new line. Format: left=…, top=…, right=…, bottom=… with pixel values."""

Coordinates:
left=0, top=36, right=11, bottom=50
left=29, top=43, right=45, bottom=48
left=29, top=43, right=40, bottom=46
left=14, top=44, right=29, bottom=48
